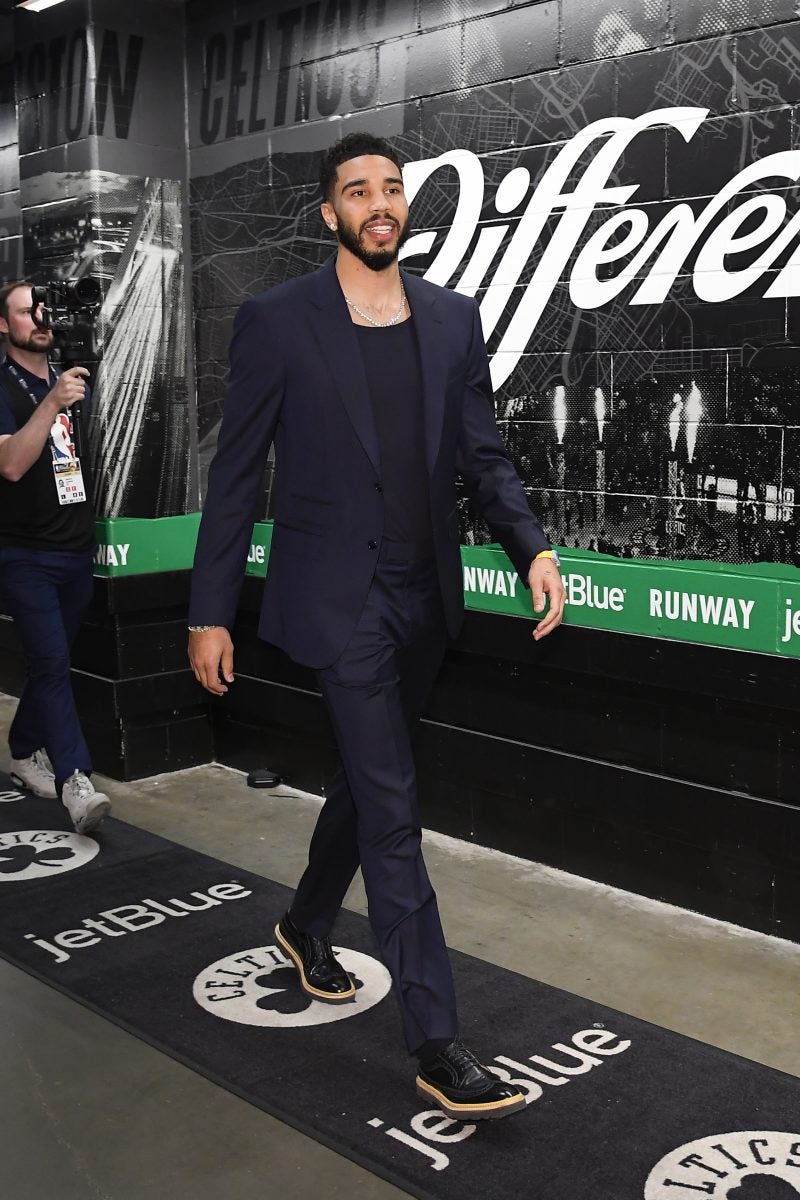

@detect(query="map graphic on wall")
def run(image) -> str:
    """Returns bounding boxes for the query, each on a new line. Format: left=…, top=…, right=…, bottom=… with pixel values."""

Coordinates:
left=189, top=0, right=800, bottom=569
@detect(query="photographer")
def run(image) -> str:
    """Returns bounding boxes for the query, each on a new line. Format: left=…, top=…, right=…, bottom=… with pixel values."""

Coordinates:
left=0, top=280, right=110, bottom=833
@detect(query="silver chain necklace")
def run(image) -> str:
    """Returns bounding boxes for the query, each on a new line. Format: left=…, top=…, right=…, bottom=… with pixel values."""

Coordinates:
left=345, top=287, right=407, bottom=328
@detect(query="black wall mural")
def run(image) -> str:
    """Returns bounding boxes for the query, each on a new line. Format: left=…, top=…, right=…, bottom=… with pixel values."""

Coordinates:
left=5, top=0, right=800, bottom=559
left=6, top=0, right=192, bottom=519
left=0, top=5, right=22, bottom=285
left=188, top=0, right=800, bottom=568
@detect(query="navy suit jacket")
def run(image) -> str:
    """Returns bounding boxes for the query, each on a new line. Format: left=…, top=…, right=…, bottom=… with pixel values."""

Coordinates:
left=189, top=258, right=550, bottom=669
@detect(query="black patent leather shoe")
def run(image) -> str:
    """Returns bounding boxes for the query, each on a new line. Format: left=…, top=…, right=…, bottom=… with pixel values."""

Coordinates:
left=416, top=1039, right=526, bottom=1121
left=275, top=912, right=356, bottom=1003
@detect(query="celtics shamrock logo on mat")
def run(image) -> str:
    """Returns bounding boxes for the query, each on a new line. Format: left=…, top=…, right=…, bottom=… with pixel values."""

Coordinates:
left=646, top=1132, right=800, bottom=1197
left=0, top=831, right=99, bottom=881
left=193, top=943, right=391, bottom=1027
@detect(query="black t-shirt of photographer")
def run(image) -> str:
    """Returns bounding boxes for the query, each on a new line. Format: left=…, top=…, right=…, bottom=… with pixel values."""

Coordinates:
left=0, top=358, right=96, bottom=552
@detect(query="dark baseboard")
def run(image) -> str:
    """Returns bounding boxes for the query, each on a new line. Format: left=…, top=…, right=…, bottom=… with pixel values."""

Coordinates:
left=210, top=669, right=800, bottom=941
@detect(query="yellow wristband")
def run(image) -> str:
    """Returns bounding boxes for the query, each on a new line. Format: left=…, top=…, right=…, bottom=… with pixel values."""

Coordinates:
left=533, top=549, right=561, bottom=567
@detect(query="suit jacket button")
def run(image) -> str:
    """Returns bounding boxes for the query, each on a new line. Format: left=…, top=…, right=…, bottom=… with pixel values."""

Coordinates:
left=374, top=482, right=383, bottom=492
left=368, top=539, right=378, bottom=550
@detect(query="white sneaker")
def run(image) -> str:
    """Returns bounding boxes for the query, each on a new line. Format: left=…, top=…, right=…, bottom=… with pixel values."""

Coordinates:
left=9, top=750, right=57, bottom=799
left=61, top=770, right=111, bottom=834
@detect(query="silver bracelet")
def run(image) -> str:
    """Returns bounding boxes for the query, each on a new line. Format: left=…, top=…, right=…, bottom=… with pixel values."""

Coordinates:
left=188, top=625, right=219, bottom=633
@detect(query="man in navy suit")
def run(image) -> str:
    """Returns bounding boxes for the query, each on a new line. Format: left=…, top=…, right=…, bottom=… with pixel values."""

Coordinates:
left=189, top=132, right=565, bottom=1121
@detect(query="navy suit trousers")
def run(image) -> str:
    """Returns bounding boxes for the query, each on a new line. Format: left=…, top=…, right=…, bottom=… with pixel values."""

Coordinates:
left=289, top=541, right=458, bottom=1055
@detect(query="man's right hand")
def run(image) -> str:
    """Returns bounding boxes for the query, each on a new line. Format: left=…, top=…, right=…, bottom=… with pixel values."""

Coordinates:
left=188, top=626, right=234, bottom=695
left=47, top=365, right=90, bottom=410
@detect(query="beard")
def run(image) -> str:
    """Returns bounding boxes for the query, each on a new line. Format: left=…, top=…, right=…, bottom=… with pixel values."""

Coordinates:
left=334, top=212, right=411, bottom=272
left=7, top=328, right=53, bottom=355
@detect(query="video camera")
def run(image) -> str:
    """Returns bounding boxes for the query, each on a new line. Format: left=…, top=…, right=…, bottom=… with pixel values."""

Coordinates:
left=30, top=277, right=103, bottom=380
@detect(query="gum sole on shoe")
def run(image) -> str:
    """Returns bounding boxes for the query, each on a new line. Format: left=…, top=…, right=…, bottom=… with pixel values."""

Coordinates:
left=274, top=923, right=356, bottom=1004
left=415, top=1078, right=527, bottom=1121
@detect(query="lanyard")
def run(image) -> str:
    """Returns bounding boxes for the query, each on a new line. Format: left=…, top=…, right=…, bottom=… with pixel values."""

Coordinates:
left=3, top=361, right=59, bottom=410
left=2, top=360, right=87, bottom=507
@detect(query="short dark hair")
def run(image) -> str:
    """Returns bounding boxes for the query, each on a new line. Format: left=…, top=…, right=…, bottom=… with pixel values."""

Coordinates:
left=319, top=132, right=404, bottom=202
left=0, top=279, right=33, bottom=323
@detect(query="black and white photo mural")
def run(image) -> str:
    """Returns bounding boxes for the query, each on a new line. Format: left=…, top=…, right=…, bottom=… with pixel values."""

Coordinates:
left=189, top=0, right=800, bottom=570
left=23, top=171, right=189, bottom=517
left=9, top=0, right=191, bottom=519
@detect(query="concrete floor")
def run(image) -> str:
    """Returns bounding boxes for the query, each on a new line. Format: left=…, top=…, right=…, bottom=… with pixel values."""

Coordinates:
left=1, top=692, right=799, bottom=1200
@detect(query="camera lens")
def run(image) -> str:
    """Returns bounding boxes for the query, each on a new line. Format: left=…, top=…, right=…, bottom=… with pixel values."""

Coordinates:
left=69, top=277, right=102, bottom=305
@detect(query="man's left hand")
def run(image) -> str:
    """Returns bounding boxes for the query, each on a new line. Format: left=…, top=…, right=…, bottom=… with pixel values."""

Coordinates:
left=528, top=556, right=565, bottom=641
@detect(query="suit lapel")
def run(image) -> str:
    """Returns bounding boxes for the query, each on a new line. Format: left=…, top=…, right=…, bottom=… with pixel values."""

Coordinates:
left=307, top=260, right=448, bottom=478
left=403, top=270, right=447, bottom=474
left=309, top=258, right=380, bottom=472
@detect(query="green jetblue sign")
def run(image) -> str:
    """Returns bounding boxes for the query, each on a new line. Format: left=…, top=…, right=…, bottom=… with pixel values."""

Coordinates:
left=460, top=545, right=800, bottom=658
left=94, top=516, right=800, bottom=658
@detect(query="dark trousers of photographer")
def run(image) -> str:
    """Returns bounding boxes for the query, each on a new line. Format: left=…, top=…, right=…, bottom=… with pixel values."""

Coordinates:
left=0, top=547, right=94, bottom=793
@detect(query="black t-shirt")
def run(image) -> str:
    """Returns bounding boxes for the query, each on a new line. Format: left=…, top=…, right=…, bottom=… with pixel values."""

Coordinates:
left=0, top=357, right=95, bottom=552
left=355, top=318, right=433, bottom=551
